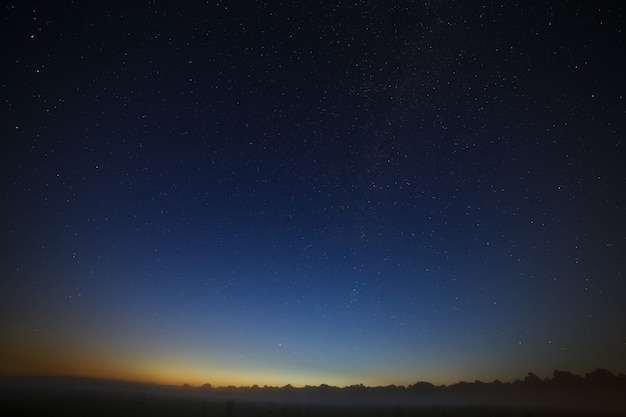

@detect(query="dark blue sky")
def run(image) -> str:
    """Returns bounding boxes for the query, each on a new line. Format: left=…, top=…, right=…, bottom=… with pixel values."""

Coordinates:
left=1, top=1, right=625, bottom=387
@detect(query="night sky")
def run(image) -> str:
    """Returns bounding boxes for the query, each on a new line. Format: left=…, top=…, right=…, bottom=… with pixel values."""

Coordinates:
left=1, top=1, right=625, bottom=388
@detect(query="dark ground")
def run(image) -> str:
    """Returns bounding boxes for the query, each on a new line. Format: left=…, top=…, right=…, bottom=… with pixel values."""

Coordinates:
left=1, top=377, right=625, bottom=417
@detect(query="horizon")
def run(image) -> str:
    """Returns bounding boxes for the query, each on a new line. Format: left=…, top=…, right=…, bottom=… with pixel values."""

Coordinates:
left=2, top=367, right=622, bottom=390
left=4, top=370, right=625, bottom=416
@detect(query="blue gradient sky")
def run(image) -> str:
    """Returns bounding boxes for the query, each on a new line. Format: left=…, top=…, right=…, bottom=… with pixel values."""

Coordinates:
left=1, top=1, right=625, bottom=387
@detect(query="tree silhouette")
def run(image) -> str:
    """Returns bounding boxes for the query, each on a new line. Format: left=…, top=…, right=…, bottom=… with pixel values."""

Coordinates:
left=523, top=372, right=541, bottom=385
left=585, top=368, right=617, bottom=385
left=551, top=370, right=583, bottom=387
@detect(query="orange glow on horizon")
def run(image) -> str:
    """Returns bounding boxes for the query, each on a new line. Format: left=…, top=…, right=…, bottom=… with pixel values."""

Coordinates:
left=1, top=340, right=467, bottom=388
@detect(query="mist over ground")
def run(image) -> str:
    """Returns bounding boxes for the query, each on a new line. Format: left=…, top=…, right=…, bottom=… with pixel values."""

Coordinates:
left=2, top=369, right=625, bottom=416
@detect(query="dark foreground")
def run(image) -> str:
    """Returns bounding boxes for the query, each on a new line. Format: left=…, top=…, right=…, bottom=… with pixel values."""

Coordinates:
left=1, top=377, right=625, bottom=417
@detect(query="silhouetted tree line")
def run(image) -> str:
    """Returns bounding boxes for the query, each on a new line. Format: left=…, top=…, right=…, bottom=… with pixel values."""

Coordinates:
left=184, top=369, right=626, bottom=409
left=3, top=371, right=625, bottom=412
left=195, top=368, right=626, bottom=393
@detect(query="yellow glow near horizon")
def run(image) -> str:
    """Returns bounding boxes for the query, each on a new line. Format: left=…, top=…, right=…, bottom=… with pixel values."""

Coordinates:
left=1, top=336, right=491, bottom=388
left=1, top=341, right=438, bottom=388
